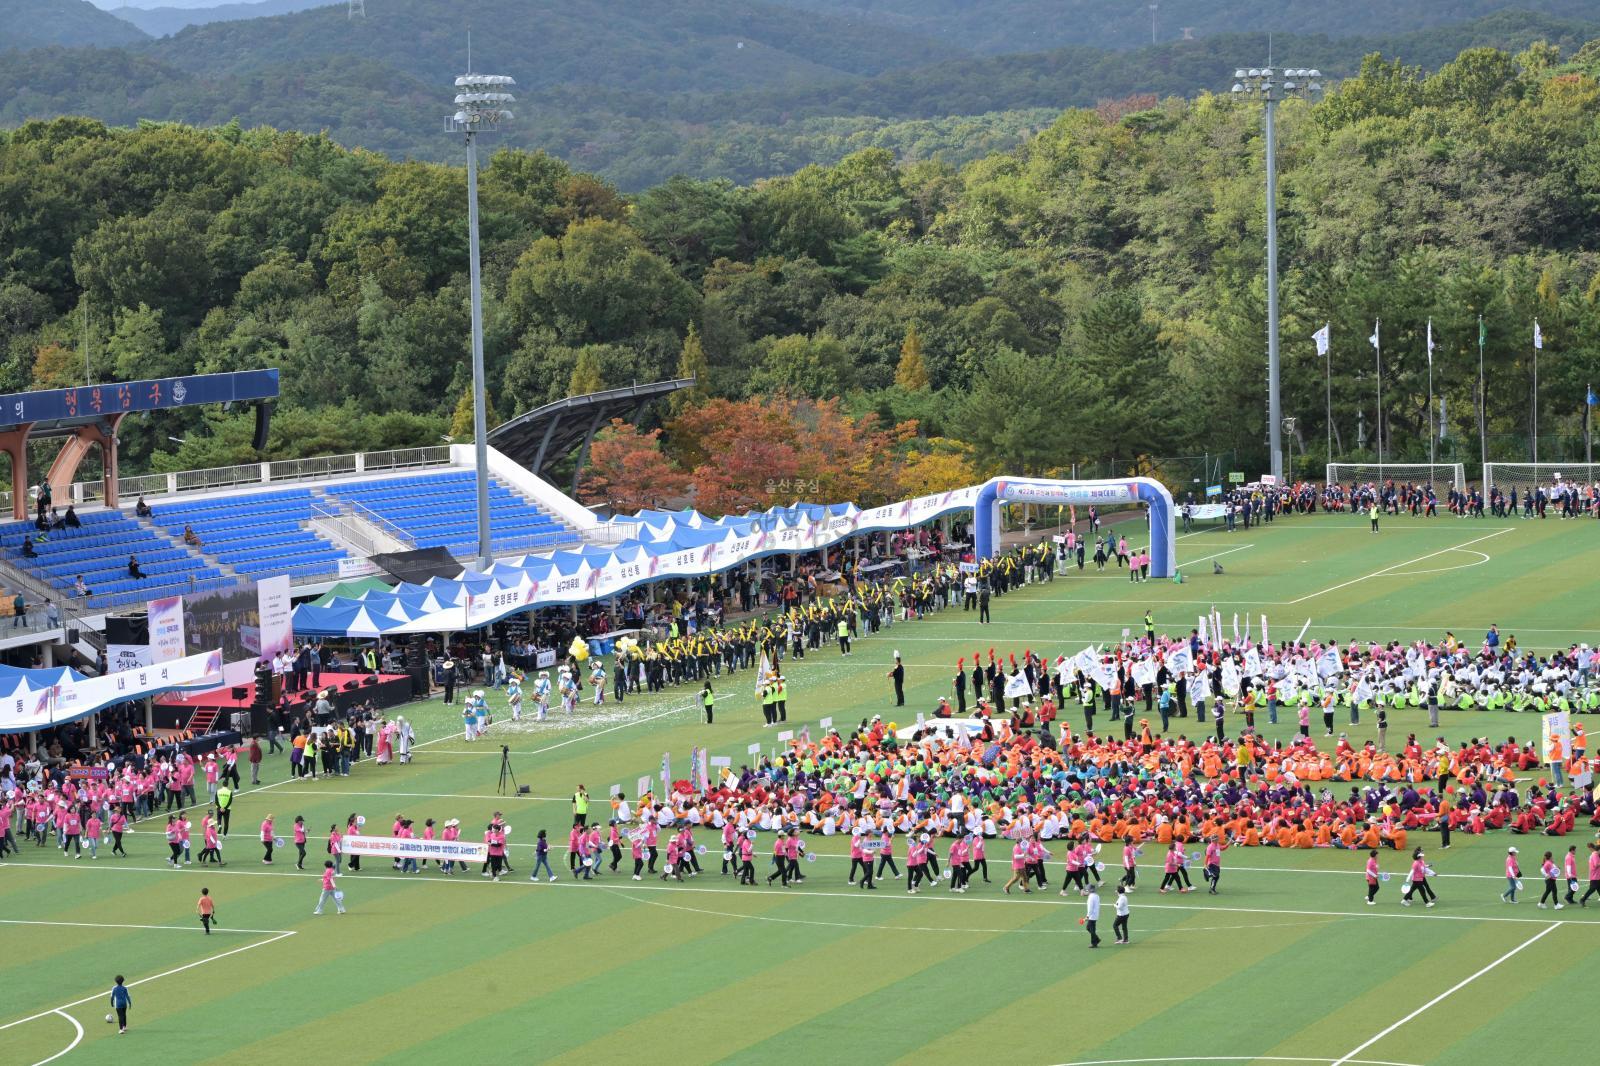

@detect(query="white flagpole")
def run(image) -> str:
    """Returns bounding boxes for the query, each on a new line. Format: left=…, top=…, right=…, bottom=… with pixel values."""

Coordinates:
left=1533, top=320, right=1542, bottom=463
left=1426, top=318, right=1435, bottom=468
left=1372, top=319, right=1383, bottom=473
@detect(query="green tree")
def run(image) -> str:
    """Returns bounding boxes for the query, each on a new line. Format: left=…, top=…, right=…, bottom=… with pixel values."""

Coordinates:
left=1063, top=290, right=1173, bottom=462
left=673, top=323, right=710, bottom=412
left=750, top=333, right=855, bottom=398
left=569, top=346, right=606, bottom=396
left=105, top=302, right=170, bottom=380
left=448, top=385, right=502, bottom=441
left=953, top=346, right=1071, bottom=474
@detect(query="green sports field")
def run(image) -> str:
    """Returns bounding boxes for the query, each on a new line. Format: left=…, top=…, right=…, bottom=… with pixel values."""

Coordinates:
left=6, top=512, right=1600, bottom=1066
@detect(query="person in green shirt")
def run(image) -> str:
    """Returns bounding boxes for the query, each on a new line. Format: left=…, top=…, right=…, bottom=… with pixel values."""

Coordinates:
left=572, top=785, right=589, bottom=827
left=701, top=680, right=714, bottom=724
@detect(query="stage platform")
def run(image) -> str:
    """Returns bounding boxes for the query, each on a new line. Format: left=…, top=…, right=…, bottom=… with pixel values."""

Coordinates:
left=152, top=671, right=415, bottom=729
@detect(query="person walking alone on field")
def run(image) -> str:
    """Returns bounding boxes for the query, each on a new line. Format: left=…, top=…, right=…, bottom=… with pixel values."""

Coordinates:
left=196, top=887, right=216, bottom=934
left=109, top=975, right=131, bottom=1034
left=314, top=860, right=345, bottom=914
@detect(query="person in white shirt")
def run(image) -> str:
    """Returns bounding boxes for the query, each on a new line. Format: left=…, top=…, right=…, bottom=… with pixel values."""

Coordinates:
left=1113, top=884, right=1131, bottom=944
left=1084, top=886, right=1102, bottom=948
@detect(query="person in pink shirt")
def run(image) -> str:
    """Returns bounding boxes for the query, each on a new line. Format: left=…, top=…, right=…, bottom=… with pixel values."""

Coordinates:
left=60, top=807, right=82, bottom=858
left=199, top=814, right=222, bottom=865
left=314, top=860, right=345, bottom=914
left=736, top=829, right=756, bottom=885
left=1364, top=849, right=1382, bottom=905
left=586, top=826, right=605, bottom=876
left=567, top=824, right=585, bottom=878
left=764, top=832, right=788, bottom=886
left=1402, top=847, right=1436, bottom=907
left=178, top=816, right=193, bottom=864
left=642, top=818, right=660, bottom=875
left=847, top=826, right=869, bottom=887
left=875, top=828, right=899, bottom=883
left=1563, top=845, right=1579, bottom=905
left=1002, top=836, right=1030, bottom=895
left=1062, top=840, right=1084, bottom=895
left=1537, top=850, right=1563, bottom=909
left=164, top=814, right=182, bottom=866
left=485, top=824, right=507, bottom=881
left=678, top=826, right=702, bottom=877
left=293, top=816, right=309, bottom=870
left=1159, top=842, right=1183, bottom=893
left=1203, top=838, right=1223, bottom=895
left=947, top=836, right=969, bottom=892
left=1119, top=838, right=1139, bottom=891
left=608, top=821, right=623, bottom=873
left=1580, top=842, right=1600, bottom=907
left=110, top=809, right=127, bottom=857
left=260, top=815, right=275, bottom=864
left=661, top=835, right=684, bottom=882
left=83, top=811, right=101, bottom=860
left=1501, top=846, right=1521, bottom=903
left=630, top=828, right=646, bottom=880
left=720, top=821, right=738, bottom=877
left=438, top=816, right=457, bottom=877
left=397, top=819, right=419, bottom=874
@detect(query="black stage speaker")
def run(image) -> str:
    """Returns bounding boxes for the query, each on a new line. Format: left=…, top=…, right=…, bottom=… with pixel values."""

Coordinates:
left=230, top=687, right=249, bottom=701
left=253, top=401, right=274, bottom=450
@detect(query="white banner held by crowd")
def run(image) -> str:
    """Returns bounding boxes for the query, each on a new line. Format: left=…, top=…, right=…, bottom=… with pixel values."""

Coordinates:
left=343, top=834, right=488, bottom=863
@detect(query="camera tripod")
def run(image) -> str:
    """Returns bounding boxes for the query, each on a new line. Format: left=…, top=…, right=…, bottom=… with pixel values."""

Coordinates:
left=497, top=745, right=520, bottom=796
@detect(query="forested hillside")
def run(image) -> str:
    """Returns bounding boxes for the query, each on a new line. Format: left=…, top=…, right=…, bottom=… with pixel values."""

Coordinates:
left=3, top=9, right=1594, bottom=188
left=3, top=40, right=1600, bottom=502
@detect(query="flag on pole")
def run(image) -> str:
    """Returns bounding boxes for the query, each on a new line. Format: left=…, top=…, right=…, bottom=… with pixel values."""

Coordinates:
left=1369, top=321, right=1380, bottom=349
left=1588, top=385, right=1598, bottom=407
left=1479, top=317, right=1486, bottom=347
left=1426, top=319, right=1434, bottom=366
left=1313, top=324, right=1330, bottom=356
left=1534, top=320, right=1543, bottom=350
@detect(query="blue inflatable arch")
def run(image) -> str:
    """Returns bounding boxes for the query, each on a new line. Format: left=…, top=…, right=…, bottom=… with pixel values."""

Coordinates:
left=972, top=476, right=1177, bottom=578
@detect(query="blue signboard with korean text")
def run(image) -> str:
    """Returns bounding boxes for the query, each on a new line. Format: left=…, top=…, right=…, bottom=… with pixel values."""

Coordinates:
left=0, top=370, right=279, bottom=429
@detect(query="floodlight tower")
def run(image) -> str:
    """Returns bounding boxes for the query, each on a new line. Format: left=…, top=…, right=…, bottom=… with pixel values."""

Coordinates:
left=1230, top=66, right=1321, bottom=483
left=448, top=71, right=515, bottom=571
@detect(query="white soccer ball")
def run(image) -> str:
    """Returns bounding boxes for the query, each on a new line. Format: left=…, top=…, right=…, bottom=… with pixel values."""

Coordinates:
left=106, top=1013, right=114, bottom=1024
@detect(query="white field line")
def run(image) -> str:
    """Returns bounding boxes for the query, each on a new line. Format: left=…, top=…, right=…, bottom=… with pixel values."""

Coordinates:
left=32, top=1010, right=82, bottom=1066
left=1285, top=528, right=1513, bottom=605
left=0, top=930, right=297, bottom=1034
left=3, top=858, right=1590, bottom=926
left=1328, top=921, right=1562, bottom=1066
left=1, top=918, right=293, bottom=935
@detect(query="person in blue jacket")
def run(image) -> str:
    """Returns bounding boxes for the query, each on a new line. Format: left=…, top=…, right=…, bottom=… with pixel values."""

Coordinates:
left=110, top=975, right=132, bottom=1033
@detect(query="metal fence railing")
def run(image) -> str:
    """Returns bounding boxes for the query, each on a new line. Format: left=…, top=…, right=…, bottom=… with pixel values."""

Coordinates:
left=17, top=446, right=456, bottom=511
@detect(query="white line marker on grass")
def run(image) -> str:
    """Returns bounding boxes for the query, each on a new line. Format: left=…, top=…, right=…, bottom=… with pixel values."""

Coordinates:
left=0, top=930, right=297, bottom=1035
left=0, top=919, right=294, bottom=935
left=7, top=859, right=1592, bottom=926
left=31, top=1009, right=82, bottom=1066
left=1285, top=528, right=1512, bottom=605
left=1328, top=921, right=1562, bottom=1066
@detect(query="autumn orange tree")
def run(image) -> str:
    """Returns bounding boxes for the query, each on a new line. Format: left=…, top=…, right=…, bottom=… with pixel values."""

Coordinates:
left=577, top=418, right=690, bottom=512
left=669, top=394, right=914, bottom=514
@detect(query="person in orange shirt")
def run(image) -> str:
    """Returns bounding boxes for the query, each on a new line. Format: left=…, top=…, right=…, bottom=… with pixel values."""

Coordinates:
left=196, top=887, right=216, bottom=935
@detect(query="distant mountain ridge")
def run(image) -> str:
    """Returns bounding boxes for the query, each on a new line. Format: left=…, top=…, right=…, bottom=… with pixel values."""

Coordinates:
left=772, top=0, right=1600, bottom=52
left=1, top=0, right=150, bottom=49
left=106, top=0, right=333, bottom=38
